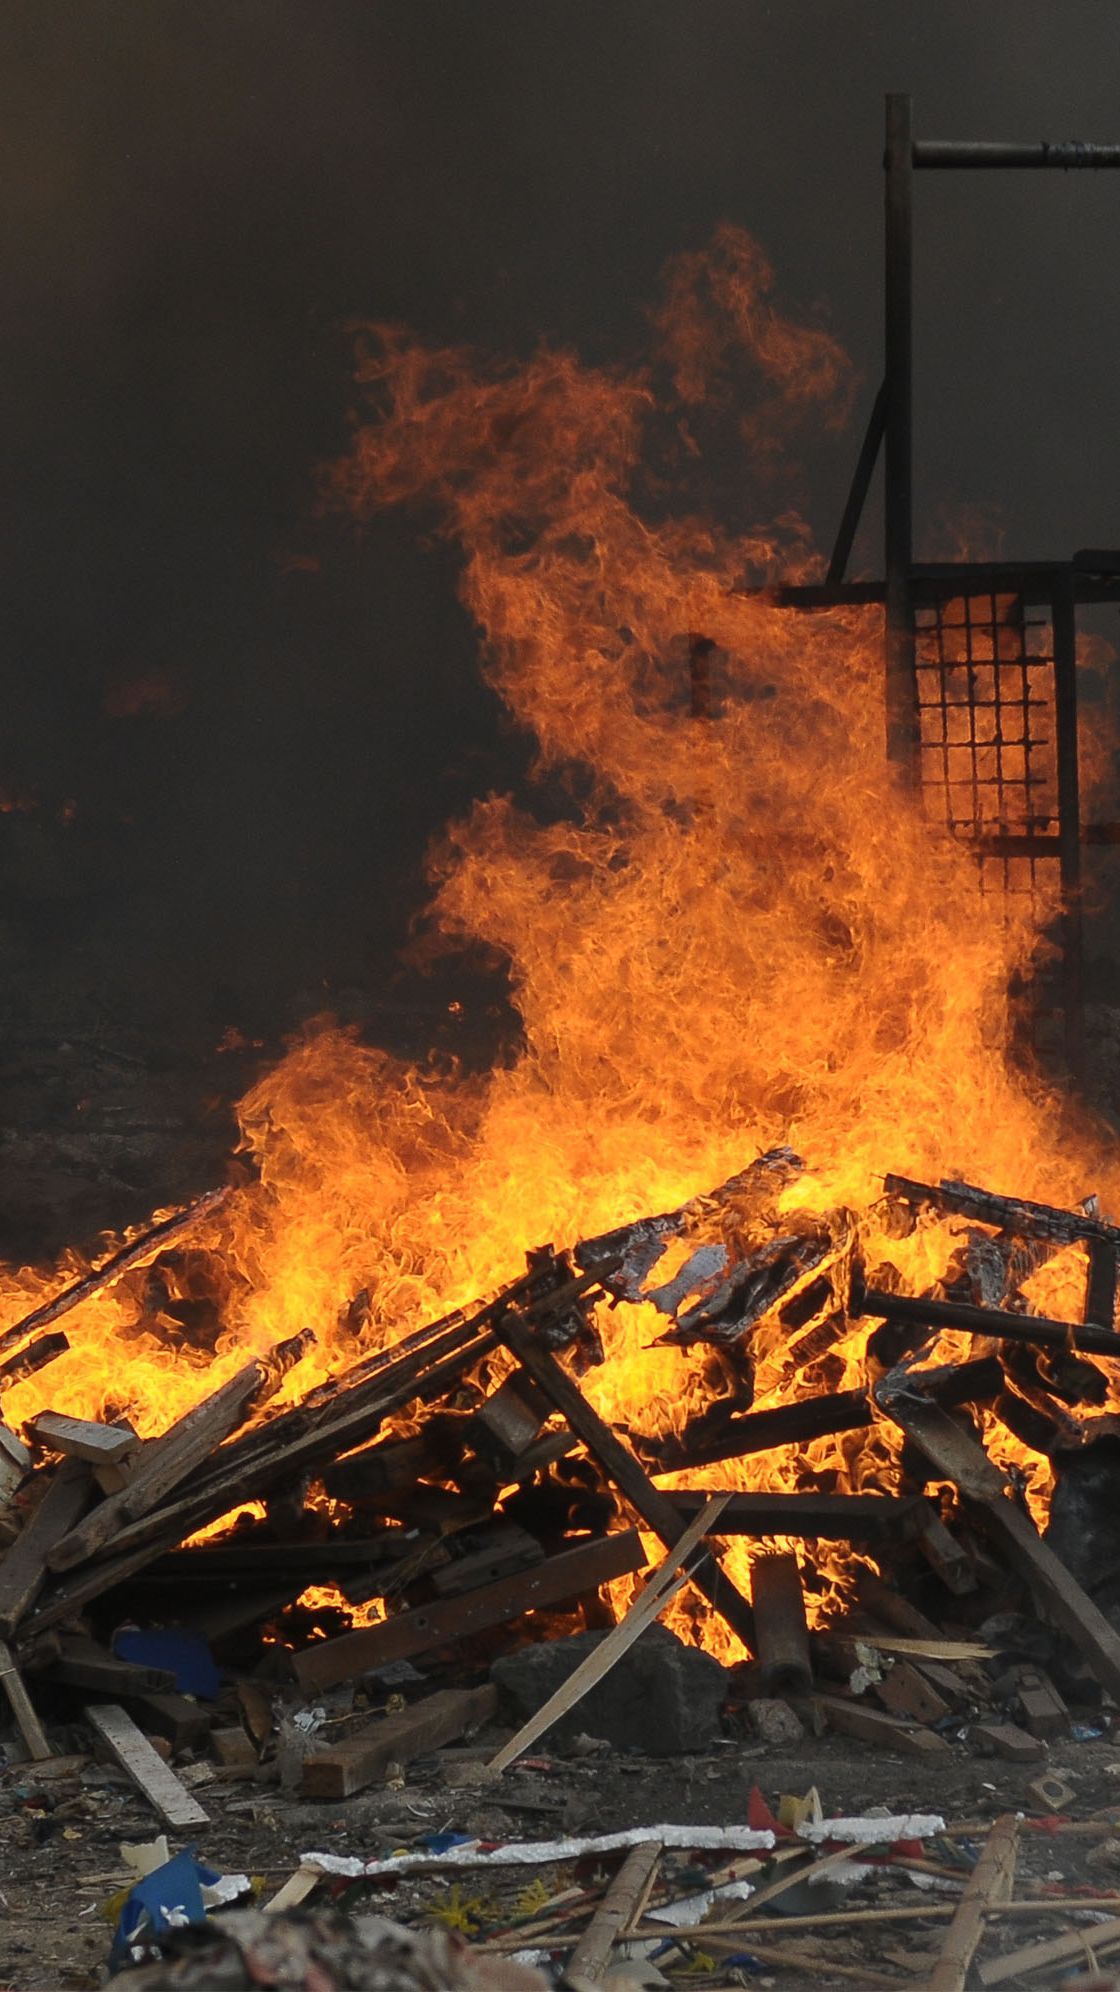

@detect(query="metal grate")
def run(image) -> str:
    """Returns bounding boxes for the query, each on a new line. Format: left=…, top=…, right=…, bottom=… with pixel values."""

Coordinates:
left=913, top=591, right=1060, bottom=899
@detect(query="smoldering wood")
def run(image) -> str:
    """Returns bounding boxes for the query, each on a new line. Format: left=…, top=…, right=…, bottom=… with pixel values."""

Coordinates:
left=0, top=1331, right=70, bottom=1391
left=751, top=1552, right=812, bottom=1694
left=496, top=1306, right=759, bottom=1653
left=853, top=1277, right=1120, bottom=1359
left=0, top=1186, right=232, bottom=1361
left=666, top=1489, right=931, bottom=1541
left=644, top=1355, right=1003, bottom=1470
left=575, top=1150, right=804, bottom=1302
left=658, top=1231, right=832, bottom=1348
left=884, top=1172, right=1120, bottom=1249
left=874, top=1378, right=1120, bottom=1702
left=291, top=1528, right=648, bottom=1692
left=1086, top=1235, right=1118, bottom=1330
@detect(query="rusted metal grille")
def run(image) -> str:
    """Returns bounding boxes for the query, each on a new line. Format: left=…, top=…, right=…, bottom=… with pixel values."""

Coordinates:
left=913, top=591, right=1059, bottom=899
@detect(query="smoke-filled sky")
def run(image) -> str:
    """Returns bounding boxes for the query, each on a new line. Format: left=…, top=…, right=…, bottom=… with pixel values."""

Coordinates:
left=4, top=2, right=1120, bottom=1035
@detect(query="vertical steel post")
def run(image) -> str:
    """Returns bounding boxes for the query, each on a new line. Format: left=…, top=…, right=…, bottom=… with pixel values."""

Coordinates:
left=1051, top=571, right=1085, bottom=1081
left=884, top=94, right=920, bottom=781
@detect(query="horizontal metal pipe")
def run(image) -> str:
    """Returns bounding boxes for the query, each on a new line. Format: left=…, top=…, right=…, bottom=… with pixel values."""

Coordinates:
left=913, top=140, right=1120, bottom=170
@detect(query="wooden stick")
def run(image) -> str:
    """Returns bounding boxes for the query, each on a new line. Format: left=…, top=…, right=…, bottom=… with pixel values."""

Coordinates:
left=652, top=1899, right=1120, bottom=1940
left=496, top=1309, right=757, bottom=1653
left=883, top=1172, right=1120, bottom=1250
left=85, top=1702, right=209, bottom=1829
left=978, top=1913, right=1120, bottom=1987
left=667, top=1489, right=930, bottom=1540
left=487, top=1494, right=731, bottom=1774
left=0, top=1186, right=231, bottom=1358
left=925, top=1812, right=1019, bottom=1992
left=562, top=1841, right=662, bottom=1988
left=0, top=1637, right=51, bottom=1759
left=856, top=1280, right=1120, bottom=1359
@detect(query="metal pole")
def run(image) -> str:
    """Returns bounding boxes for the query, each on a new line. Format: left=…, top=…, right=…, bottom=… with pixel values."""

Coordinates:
left=884, top=94, right=919, bottom=780
left=914, top=140, right=1120, bottom=170
left=1051, top=570, right=1085, bottom=1081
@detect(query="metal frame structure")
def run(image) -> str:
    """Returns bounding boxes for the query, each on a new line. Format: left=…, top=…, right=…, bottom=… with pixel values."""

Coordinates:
left=760, top=96, right=1120, bottom=1080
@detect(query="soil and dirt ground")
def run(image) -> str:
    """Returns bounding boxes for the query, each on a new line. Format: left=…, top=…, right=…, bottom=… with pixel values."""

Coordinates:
left=5, top=1719, right=1120, bottom=1989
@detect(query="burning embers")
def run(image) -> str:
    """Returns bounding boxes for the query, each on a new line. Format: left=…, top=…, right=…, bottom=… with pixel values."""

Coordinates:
left=3, top=1155, right=1120, bottom=1769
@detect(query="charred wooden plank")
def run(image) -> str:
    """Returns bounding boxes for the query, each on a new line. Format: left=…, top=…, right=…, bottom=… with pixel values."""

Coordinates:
left=853, top=1278, right=1120, bottom=1359
left=300, top=1684, right=497, bottom=1798
left=666, top=1490, right=929, bottom=1540
left=0, top=1187, right=231, bottom=1359
left=0, top=1458, right=91, bottom=1637
left=292, top=1530, right=647, bottom=1692
left=752, top=1553, right=812, bottom=1694
left=874, top=1379, right=1120, bottom=1702
left=46, top=1636, right=177, bottom=1696
left=496, top=1309, right=757, bottom=1653
left=884, top=1173, right=1120, bottom=1249
left=645, top=1356, right=1004, bottom=1471
left=1087, top=1236, right=1118, bottom=1331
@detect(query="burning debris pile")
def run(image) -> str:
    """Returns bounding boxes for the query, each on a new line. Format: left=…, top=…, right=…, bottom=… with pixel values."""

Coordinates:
left=4, top=1141, right=1120, bottom=1809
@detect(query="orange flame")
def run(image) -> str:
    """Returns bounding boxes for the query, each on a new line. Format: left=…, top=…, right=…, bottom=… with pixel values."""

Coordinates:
left=3, top=229, right=1116, bottom=1652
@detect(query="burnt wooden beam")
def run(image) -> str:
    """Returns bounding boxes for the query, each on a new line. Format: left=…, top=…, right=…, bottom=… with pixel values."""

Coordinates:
left=665, top=1489, right=930, bottom=1541
left=1086, top=1238, right=1118, bottom=1331
left=496, top=1309, right=758, bottom=1654
left=874, top=1378, right=1120, bottom=1702
left=22, top=1413, right=140, bottom=1468
left=752, top=1552, right=812, bottom=1694
left=883, top=1173, right=1120, bottom=1250
left=853, top=1278, right=1120, bottom=1359
left=300, top=1684, right=497, bottom=1799
left=0, top=1186, right=231, bottom=1359
left=645, top=1356, right=1003, bottom=1471
left=291, top=1529, right=647, bottom=1692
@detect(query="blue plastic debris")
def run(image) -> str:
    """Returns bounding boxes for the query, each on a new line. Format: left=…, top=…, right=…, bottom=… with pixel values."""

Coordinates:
left=112, top=1627, right=222, bottom=1699
left=110, top=1850, right=222, bottom=1967
left=1071, top=1720, right=1107, bottom=1742
left=420, top=1831, right=476, bottom=1856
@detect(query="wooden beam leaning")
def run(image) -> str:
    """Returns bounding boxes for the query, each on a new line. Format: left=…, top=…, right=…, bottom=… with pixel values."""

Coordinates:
left=487, top=1494, right=731, bottom=1775
left=496, top=1308, right=758, bottom=1654
left=0, top=1458, right=91, bottom=1637
left=293, top=1531, right=647, bottom=1692
left=0, top=1637, right=51, bottom=1759
left=874, top=1381, right=1120, bottom=1702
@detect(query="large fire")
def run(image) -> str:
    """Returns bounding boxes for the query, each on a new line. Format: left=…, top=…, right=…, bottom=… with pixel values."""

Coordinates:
left=2, top=228, right=1116, bottom=1654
